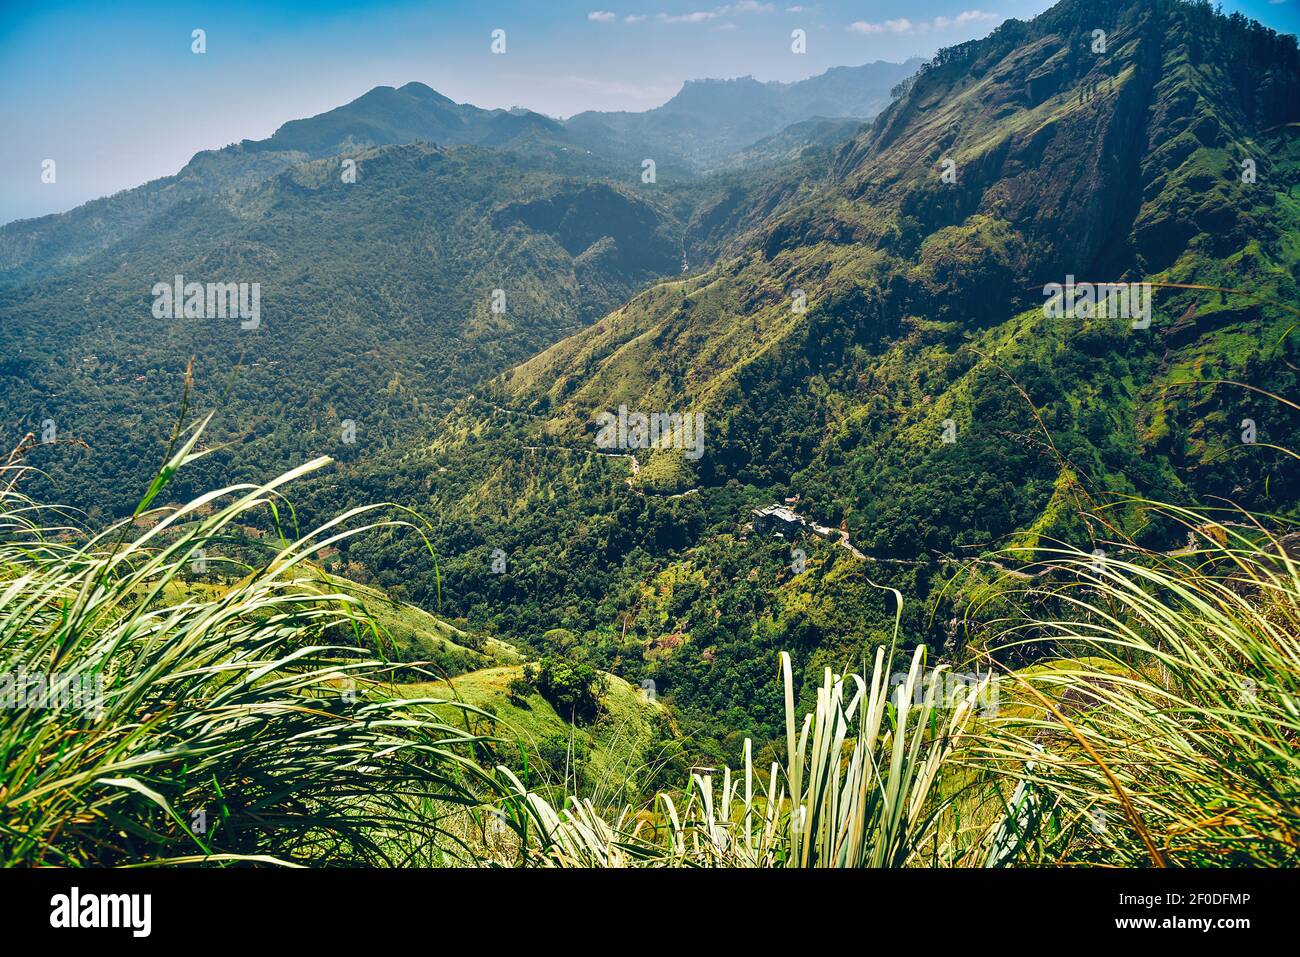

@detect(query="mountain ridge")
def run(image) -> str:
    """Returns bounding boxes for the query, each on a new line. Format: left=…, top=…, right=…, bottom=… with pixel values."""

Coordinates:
left=0, top=61, right=921, bottom=283
left=352, top=0, right=1300, bottom=691
left=563, top=58, right=921, bottom=171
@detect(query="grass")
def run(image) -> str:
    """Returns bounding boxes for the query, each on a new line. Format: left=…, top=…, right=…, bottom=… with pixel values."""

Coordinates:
left=4, top=416, right=1297, bottom=869
left=498, top=588, right=993, bottom=867
left=400, top=662, right=669, bottom=807
left=0, top=417, right=511, bottom=866
left=165, top=569, right=518, bottom=676
left=966, top=500, right=1300, bottom=866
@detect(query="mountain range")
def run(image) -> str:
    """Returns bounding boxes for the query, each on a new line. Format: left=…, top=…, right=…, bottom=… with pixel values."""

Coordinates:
left=0, top=59, right=915, bottom=285
left=564, top=59, right=922, bottom=169
left=2, top=0, right=1297, bottom=756
left=333, top=0, right=1300, bottom=751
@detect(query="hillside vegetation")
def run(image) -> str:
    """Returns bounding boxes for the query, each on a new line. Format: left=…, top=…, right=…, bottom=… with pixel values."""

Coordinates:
left=5, top=438, right=1293, bottom=867
left=2, top=0, right=1297, bottom=856
left=301, top=0, right=1300, bottom=758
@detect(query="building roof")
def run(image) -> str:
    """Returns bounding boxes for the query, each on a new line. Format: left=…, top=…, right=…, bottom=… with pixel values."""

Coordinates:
left=753, top=505, right=802, bottom=523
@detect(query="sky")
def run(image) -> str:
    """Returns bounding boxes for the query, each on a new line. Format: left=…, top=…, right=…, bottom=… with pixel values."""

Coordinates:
left=1, top=0, right=1297, bottom=224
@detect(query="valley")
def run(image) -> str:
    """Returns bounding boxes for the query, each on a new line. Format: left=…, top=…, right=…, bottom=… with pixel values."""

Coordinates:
left=2, top=0, right=1298, bottom=874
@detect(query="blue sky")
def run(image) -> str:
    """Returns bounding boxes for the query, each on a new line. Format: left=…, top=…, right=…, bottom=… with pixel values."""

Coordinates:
left=1, top=0, right=1296, bottom=224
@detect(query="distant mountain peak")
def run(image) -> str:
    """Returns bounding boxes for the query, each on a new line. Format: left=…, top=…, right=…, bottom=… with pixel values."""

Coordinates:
left=560, top=59, right=922, bottom=171
left=399, top=82, right=462, bottom=108
left=681, top=74, right=765, bottom=86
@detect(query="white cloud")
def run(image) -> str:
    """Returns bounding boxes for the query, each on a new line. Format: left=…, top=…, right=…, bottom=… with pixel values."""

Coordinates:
left=654, top=3, right=777, bottom=25
left=848, top=17, right=913, bottom=34
left=936, top=10, right=1000, bottom=27
left=659, top=10, right=725, bottom=22
left=624, top=14, right=647, bottom=23
left=849, top=9, right=998, bottom=36
left=587, top=10, right=616, bottom=22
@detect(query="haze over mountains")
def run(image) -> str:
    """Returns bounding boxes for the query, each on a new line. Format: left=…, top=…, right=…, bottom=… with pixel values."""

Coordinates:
left=1, top=0, right=1297, bottom=757
left=564, top=58, right=922, bottom=169
left=0, top=59, right=915, bottom=284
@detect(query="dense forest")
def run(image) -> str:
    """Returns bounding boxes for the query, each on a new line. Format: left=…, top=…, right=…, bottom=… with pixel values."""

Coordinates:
left=2, top=0, right=1298, bottom=767
left=280, top=0, right=1300, bottom=758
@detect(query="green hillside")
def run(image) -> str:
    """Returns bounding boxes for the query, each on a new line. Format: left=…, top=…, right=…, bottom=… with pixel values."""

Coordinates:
left=403, top=663, right=673, bottom=802
left=0, top=142, right=686, bottom=517
left=306, top=0, right=1300, bottom=758
left=165, top=566, right=670, bottom=798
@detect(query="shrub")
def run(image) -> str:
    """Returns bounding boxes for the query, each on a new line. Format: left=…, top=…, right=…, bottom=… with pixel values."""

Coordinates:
left=533, top=655, right=606, bottom=723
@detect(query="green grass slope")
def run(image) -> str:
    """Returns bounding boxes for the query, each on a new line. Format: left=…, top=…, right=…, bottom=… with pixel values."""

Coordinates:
left=403, top=664, right=673, bottom=802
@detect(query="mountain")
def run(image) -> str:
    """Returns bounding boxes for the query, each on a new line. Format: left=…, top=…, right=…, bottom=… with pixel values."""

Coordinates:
left=314, top=0, right=1300, bottom=755
left=0, top=142, right=684, bottom=516
left=0, top=83, right=582, bottom=285
left=563, top=59, right=922, bottom=171
left=263, top=81, right=571, bottom=156
left=778, top=60, right=925, bottom=118
left=714, top=116, right=869, bottom=171
left=5, top=0, right=1298, bottom=758
left=0, top=66, right=918, bottom=285
left=492, top=0, right=1300, bottom=521
left=0, top=64, right=925, bottom=514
